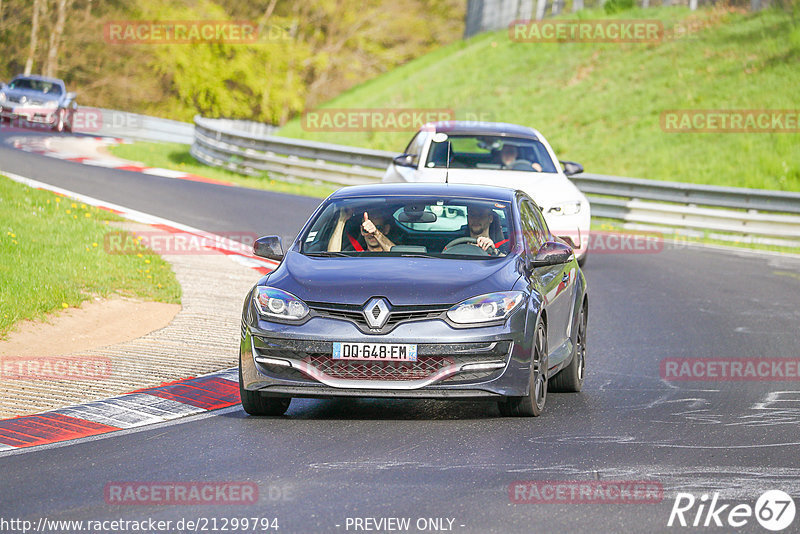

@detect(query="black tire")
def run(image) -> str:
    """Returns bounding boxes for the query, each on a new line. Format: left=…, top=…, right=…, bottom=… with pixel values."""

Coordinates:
left=498, top=320, right=548, bottom=417
left=52, top=109, right=65, bottom=132
left=239, top=364, right=291, bottom=416
left=549, top=302, right=587, bottom=392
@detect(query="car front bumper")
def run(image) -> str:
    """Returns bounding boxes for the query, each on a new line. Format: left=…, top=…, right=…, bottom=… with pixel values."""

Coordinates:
left=0, top=106, right=58, bottom=125
left=240, top=310, right=533, bottom=400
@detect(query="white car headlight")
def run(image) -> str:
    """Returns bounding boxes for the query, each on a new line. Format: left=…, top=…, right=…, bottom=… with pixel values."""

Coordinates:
left=42, top=100, right=59, bottom=108
left=548, top=201, right=582, bottom=216
left=254, top=287, right=309, bottom=320
left=447, top=292, right=525, bottom=325
left=0, top=92, right=6, bottom=103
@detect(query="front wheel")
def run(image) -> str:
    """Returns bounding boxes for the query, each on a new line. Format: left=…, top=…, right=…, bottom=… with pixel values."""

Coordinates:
left=550, top=303, right=586, bottom=392
left=498, top=320, right=548, bottom=417
left=52, top=109, right=65, bottom=132
left=239, top=365, right=291, bottom=416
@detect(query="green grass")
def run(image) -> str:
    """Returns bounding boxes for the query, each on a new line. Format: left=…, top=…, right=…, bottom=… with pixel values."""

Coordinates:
left=109, top=142, right=337, bottom=198
left=278, top=6, right=800, bottom=192
left=0, top=175, right=181, bottom=339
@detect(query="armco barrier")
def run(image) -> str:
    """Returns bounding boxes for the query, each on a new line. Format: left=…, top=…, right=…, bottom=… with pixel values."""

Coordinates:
left=188, top=115, right=800, bottom=246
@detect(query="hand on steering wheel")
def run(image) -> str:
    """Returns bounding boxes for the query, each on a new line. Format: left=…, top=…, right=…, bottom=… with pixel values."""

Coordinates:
left=443, top=236, right=498, bottom=256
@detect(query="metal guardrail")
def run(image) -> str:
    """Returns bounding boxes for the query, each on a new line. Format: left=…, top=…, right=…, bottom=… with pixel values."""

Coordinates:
left=191, top=115, right=800, bottom=245
left=75, top=107, right=194, bottom=144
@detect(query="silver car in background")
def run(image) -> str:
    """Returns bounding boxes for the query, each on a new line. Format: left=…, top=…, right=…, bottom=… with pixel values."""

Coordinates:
left=0, top=75, right=77, bottom=132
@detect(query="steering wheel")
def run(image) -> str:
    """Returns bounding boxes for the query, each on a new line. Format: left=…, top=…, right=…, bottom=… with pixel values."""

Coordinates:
left=510, top=159, right=535, bottom=171
left=443, top=236, right=497, bottom=256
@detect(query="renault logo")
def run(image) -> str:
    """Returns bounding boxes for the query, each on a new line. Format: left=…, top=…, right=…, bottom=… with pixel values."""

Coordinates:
left=363, top=298, right=391, bottom=329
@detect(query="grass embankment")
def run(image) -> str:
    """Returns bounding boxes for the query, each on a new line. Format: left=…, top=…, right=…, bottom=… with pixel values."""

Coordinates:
left=278, top=6, right=800, bottom=192
left=109, top=142, right=337, bottom=198
left=0, top=175, right=181, bottom=339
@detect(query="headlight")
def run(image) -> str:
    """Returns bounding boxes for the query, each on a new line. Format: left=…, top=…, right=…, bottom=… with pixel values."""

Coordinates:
left=0, top=92, right=5, bottom=103
left=42, top=100, right=58, bottom=108
left=447, top=291, right=525, bottom=325
left=548, top=201, right=582, bottom=216
left=254, top=287, right=309, bottom=321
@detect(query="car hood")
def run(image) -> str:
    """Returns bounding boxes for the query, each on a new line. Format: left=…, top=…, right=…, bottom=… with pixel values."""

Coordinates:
left=1, top=88, right=60, bottom=104
left=420, top=168, right=586, bottom=209
left=265, top=251, right=521, bottom=306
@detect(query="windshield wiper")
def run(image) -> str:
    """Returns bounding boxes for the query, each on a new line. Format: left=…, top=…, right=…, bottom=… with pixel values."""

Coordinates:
left=397, top=253, right=441, bottom=259
left=304, top=251, right=352, bottom=257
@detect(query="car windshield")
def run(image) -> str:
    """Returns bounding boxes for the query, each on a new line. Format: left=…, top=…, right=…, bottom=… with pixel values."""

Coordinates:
left=8, top=78, right=62, bottom=95
left=301, top=196, right=515, bottom=258
left=424, top=134, right=557, bottom=173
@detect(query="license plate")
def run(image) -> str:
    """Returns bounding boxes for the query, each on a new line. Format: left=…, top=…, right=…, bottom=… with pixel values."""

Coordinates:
left=332, top=342, right=417, bottom=362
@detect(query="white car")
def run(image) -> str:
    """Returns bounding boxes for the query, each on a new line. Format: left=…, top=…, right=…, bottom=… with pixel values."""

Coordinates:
left=382, top=121, right=590, bottom=264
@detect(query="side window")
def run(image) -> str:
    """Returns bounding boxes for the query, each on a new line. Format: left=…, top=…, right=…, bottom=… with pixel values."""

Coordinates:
left=518, top=201, right=544, bottom=252
left=403, top=132, right=426, bottom=167
left=527, top=201, right=551, bottom=241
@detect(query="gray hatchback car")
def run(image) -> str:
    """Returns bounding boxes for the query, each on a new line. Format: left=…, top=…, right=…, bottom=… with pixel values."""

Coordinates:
left=240, top=183, right=588, bottom=417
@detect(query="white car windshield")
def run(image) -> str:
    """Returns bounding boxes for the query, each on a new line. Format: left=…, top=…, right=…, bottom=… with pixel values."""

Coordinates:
left=301, top=196, right=515, bottom=258
left=425, top=135, right=557, bottom=173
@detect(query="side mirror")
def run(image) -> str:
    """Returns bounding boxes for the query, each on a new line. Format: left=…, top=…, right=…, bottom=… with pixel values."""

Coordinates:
left=556, top=235, right=576, bottom=248
left=560, top=160, right=584, bottom=176
left=530, top=241, right=574, bottom=268
left=393, top=154, right=416, bottom=168
left=253, top=235, right=283, bottom=261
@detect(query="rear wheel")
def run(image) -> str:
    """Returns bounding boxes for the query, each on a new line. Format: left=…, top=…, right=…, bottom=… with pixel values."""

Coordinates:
left=239, top=364, right=291, bottom=416
left=550, top=303, right=586, bottom=392
left=498, top=320, right=548, bottom=417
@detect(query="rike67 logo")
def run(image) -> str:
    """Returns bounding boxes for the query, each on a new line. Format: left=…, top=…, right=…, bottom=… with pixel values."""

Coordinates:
left=668, top=490, right=796, bottom=531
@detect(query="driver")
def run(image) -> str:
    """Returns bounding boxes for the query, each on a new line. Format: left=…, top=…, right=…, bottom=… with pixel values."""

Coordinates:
left=466, top=205, right=498, bottom=252
left=500, top=144, right=543, bottom=172
left=500, top=145, right=518, bottom=169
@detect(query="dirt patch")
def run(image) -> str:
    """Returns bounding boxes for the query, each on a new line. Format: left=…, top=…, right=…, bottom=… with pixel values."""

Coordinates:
left=0, top=295, right=181, bottom=358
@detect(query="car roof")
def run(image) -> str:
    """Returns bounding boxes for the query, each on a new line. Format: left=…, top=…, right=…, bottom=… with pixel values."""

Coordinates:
left=421, top=121, right=541, bottom=140
left=11, top=74, right=65, bottom=85
left=328, top=182, right=520, bottom=203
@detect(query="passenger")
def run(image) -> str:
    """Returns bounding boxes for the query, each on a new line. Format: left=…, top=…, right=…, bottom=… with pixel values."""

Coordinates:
left=328, top=208, right=397, bottom=252
left=359, top=211, right=397, bottom=252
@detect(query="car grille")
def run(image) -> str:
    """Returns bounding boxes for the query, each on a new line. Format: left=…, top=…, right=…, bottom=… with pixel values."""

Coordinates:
left=306, top=301, right=449, bottom=333
left=303, top=355, right=454, bottom=381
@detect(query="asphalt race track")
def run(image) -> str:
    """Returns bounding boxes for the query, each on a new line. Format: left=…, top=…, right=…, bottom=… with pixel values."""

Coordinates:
left=2, top=132, right=800, bottom=533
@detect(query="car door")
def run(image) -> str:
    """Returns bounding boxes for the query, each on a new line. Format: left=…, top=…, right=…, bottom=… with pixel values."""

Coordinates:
left=521, top=199, right=573, bottom=363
